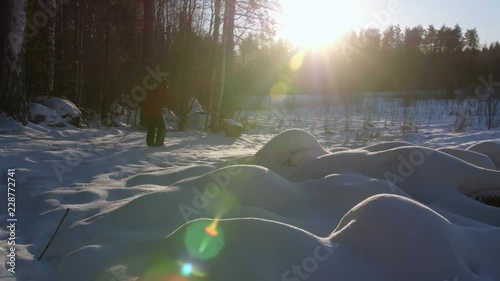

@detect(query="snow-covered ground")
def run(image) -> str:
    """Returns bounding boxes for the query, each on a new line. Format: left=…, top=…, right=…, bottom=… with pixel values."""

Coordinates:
left=1, top=96, right=500, bottom=281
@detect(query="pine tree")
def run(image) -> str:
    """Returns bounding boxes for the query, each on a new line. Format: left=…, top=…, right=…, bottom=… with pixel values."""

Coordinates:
left=464, top=28, right=479, bottom=51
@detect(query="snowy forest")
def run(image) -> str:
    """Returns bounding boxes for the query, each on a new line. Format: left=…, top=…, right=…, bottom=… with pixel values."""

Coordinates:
left=2, top=0, right=500, bottom=127
left=2, top=1, right=500, bottom=281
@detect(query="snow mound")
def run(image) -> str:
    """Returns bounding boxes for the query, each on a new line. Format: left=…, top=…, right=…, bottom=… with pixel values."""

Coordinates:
left=360, top=141, right=415, bottom=152
left=9, top=128, right=500, bottom=281
left=51, top=154, right=500, bottom=280
left=252, top=129, right=328, bottom=169
left=437, top=147, right=496, bottom=169
left=29, top=102, right=67, bottom=127
left=223, top=119, right=243, bottom=128
left=467, top=141, right=500, bottom=170
left=329, top=147, right=349, bottom=153
left=253, top=130, right=500, bottom=193
left=0, top=111, right=14, bottom=121
left=37, top=96, right=82, bottom=125
left=332, top=194, right=500, bottom=281
left=164, top=109, right=181, bottom=130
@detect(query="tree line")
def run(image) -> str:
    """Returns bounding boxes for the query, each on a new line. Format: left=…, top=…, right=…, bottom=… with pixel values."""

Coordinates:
left=232, top=24, right=500, bottom=104
left=1, top=0, right=499, bottom=126
left=333, top=24, right=500, bottom=96
left=1, top=0, right=278, bottom=128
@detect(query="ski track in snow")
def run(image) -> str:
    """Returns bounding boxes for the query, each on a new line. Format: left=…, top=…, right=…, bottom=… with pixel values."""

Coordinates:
left=1, top=120, right=500, bottom=281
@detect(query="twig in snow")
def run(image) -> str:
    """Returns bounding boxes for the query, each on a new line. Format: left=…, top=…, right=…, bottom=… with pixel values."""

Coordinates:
left=37, top=208, right=69, bottom=261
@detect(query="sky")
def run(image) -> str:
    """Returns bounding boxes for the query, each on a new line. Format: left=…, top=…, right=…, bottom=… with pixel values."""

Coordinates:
left=277, top=0, right=500, bottom=47
left=387, top=0, right=500, bottom=45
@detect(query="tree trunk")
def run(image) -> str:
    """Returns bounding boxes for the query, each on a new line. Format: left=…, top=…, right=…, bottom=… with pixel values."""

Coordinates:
left=0, top=0, right=30, bottom=125
left=221, top=0, right=235, bottom=120
left=173, top=0, right=195, bottom=128
left=143, top=0, right=153, bottom=65
left=74, top=0, right=83, bottom=106
left=208, top=0, right=221, bottom=131
left=140, top=0, right=154, bottom=126
left=47, top=0, right=56, bottom=96
left=54, top=0, right=65, bottom=96
left=211, top=0, right=235, bottom=131
left=100, top=14, right=111, bottom=123
left=214, top=41, right=227, bottom=130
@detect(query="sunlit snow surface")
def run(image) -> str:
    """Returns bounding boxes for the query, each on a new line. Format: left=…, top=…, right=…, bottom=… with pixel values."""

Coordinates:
left=1, top=117, right=500, bottom=281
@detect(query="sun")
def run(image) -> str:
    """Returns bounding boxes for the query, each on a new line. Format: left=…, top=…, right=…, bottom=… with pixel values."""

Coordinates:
left=279, top=0, right=363, bottom=49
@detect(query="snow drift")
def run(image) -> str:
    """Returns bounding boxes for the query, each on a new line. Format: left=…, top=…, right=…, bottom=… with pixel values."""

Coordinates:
left=2, top=128, right=500, bottom=281
left=36, top=96, right=82, bottom=126
left=38, top=129, right=500, bottom=281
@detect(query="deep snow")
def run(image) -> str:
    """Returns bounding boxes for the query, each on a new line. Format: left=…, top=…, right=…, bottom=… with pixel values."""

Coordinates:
left=1, top=112, right=500, bottom=281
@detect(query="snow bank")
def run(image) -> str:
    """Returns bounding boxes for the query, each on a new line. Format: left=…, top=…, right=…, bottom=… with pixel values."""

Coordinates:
left=332, top=194, right=500, bottom=281
left=252, top=129, right=328, bottom=169
left=40, top=129, right=500, bottom=281
left=467, top=141, right=500, bottom=170
left=2, top=127, right=500, bottom=281
left=29, top=102, right=67, bottom=127
left=164, top=109, right=181, bottom=130
left=360, top=141, right=415, bottom=152
left=37, top=96, right=82, bottom=125
left=437, top=147, right=496, bottom=169
left=37, top=96, right=82, bottom=118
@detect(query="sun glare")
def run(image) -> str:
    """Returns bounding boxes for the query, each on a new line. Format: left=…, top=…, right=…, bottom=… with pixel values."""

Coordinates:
left=279, top=0, right=362, bottom=49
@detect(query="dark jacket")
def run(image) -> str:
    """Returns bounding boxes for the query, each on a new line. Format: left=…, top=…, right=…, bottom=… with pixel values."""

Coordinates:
left=143, top=88, right=169, bottom=117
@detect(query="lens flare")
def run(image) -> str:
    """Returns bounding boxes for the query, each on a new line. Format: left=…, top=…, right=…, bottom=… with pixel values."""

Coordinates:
left=165, top=275, right=190, bottom=281
left=216, top=192, right=239, bottom=217
left=139, top=259, right=194, bottom=281
left=205, top=219, right=220, bottom=237
left=270, top=81, right=289, bottom=103
left=279, top=0, right=363, bottom=49
left=289, top=50, right=305, bottom=71
left=184, top=220, right=225, bottom=260
left=270, top=82, right=289, bottom=96
left=181, top=263, right=193, bottom=276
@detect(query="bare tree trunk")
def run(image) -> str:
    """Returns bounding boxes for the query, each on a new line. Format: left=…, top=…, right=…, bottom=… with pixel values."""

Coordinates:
left=0, top=0, right=30, bottom=125
left=221, top=0, right=235, bottom=119
left=211, top=0, right=235, bottom=131
left=47, top=0, right=56, bottom=96
left=212, top=39, right=226, bottom=131
left=208, top=0, right=221, bottom=131
left=156, top=0, right=165, bottom=67
left=143, top=0, right=153, bottom=65
left=74, top=0, right=83, bottom=105
left=140, top=0, right=154, bottom=126
left=174, top=0, right=195, bottom=128
left=100, top=11, right=111, bottom=123
left=54, top=1, right=65, bottom=96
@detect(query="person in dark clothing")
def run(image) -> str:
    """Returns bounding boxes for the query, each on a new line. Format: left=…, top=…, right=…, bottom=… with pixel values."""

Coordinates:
left=143, top=83, right=170, bottom=147
left=146, top=113, right=165, bottom=146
